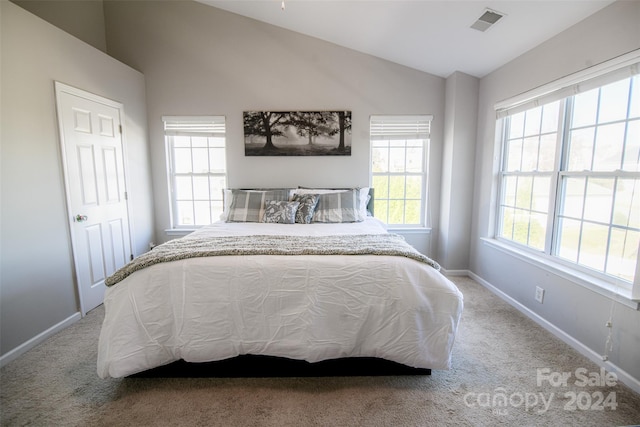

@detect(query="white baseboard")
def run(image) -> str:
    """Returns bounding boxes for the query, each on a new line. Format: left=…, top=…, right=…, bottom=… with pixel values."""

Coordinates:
left=467, top=271, right=640, bottom=395
left=441, top=268, right=470, bottom=276
left=0, top=312, right=81, bottom=368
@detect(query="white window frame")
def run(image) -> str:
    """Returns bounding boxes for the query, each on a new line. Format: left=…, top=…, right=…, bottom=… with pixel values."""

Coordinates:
left=493, top=50, right=640, bottom=303
left=163, top=116, right=227, bottom=229
left=369, top=115, right=432, bottom=229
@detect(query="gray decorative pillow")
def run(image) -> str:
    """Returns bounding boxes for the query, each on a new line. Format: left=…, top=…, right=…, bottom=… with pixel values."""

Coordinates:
left=227, top=189, right=291, bottom=222
left=313, top=189, right=363, bottom=223
left=295, top=187, right=370, bottom=220
left=262, top=200, right=300, bottom=224
left=292, top=193, right=319, bottom=224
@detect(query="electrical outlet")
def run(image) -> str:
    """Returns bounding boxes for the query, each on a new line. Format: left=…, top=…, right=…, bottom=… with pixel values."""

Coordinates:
left=535, top=286, right=545, bottom=304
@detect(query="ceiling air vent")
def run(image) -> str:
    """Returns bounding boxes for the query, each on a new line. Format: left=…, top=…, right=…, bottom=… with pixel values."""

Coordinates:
left=470, top=9, right=504, bottom=32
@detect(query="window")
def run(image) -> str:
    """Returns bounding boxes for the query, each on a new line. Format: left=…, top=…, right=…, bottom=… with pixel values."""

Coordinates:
left=163, top=116, right=226, bottom=228
left=496, top=60, right=639, bottom=291
left=370, top=115, right=431, bottom=227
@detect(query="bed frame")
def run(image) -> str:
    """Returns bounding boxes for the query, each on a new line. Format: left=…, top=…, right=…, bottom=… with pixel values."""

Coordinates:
left=131, top=355, right=430, bottom=378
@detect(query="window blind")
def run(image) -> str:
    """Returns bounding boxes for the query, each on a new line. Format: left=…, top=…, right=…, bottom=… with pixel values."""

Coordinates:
left=370, top=115, right=432, bottom=140
left=162, top=116, right=226, bottom=137
left=495, top=49, right=640, bottom=118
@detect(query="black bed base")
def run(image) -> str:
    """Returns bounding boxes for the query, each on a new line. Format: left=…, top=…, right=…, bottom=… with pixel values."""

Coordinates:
left=129, top=355, right=431, bottom=378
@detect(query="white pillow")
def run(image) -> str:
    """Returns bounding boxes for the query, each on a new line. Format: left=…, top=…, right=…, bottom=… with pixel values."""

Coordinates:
left=220, top=189, right=233, bottom=221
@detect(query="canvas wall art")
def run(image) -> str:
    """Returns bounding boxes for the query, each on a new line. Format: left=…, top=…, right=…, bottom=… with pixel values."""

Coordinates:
left=244, top=111, right=351, bottom=156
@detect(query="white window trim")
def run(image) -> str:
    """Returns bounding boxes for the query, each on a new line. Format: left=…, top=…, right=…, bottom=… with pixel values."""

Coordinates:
left=163, top=116, right=227, bottom=230
left=492, top=52, right=640, bottom=304
left=387, top=227, right=432, bottom=234
left=165, top=228, right=195, bottom=237
left=495, top=49, right=640, bottom=116
left=369, top=115, right=432, bottom=229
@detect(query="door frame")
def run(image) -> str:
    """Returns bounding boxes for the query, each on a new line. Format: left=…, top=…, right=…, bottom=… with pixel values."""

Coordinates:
left=54, top=81, right=135, bottom=316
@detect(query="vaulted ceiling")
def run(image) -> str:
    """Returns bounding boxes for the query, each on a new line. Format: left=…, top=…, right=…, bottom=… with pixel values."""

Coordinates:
left=200, top=0, right=614, bottom=78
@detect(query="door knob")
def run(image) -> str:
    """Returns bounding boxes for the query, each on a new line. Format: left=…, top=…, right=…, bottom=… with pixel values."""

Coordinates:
left=75, top=215, right=88, bottom=222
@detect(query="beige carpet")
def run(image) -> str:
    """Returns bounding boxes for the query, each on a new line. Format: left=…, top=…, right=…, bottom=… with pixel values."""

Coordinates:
left=1, top=276, right=639, bottom=426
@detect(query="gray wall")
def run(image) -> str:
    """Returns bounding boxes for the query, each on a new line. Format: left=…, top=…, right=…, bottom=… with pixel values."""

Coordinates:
left=12, top=0, right=107, bottom=52
left=103, top=0, right=446, bottom=254
left=438, top=71, right=478, bottom=271
left=0, top=2, right=154, bottom=358
left=471, top=0, right=640, bottom=384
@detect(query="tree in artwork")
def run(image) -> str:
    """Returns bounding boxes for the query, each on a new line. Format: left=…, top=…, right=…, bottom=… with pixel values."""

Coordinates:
left=244, top=111, right=352, bottom=156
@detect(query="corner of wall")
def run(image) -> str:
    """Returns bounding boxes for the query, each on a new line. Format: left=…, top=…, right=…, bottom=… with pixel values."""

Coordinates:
left=438, top=71, right=479, bottom=270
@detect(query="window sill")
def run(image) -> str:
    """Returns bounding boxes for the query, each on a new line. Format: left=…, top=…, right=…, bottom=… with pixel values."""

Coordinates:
left=387, top=227, right=432, bottom=234
left=165, top=228, right=196, bottom=237
left=481, top=237, right=639, bottom=310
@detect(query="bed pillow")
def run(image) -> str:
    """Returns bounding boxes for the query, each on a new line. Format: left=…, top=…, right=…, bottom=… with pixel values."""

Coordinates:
left=262, top=200, right=300, bottom=224
left=291, top=193, right=320, bottom=224
left=220, top=189, right=233, bottom=221
left=294, top=187, right=368, bottom=222
left=306, top=189, right=363, bottom=223
left=226, top=189, right=291, bottom=222
left=358, top=187, right=371, bottom=216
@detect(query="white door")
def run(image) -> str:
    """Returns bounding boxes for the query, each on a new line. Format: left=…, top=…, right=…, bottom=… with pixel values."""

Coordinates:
left=55, top=82, right=132, bottom=315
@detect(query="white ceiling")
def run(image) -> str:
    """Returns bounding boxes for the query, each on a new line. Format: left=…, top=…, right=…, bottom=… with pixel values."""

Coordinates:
left=199, top=0, right=614, bottom=78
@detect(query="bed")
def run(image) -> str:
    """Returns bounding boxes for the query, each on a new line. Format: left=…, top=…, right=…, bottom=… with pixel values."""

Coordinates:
left=97, top=188, right=463, bottom=378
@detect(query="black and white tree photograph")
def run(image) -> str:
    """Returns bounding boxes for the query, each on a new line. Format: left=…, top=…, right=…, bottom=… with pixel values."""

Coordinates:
left=244, top=111, right=351, bottom=156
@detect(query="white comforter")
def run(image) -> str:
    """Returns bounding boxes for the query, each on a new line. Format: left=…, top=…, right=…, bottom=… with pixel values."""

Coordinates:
left=97, top=219, right=463, bottom=378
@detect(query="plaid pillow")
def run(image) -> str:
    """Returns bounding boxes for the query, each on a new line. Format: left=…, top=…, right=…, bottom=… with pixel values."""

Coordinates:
left=312, top=189, right=363, bottom=223
left=295, top=187, right=370, bottom=219
left=226, top=189, right=291, bottom=222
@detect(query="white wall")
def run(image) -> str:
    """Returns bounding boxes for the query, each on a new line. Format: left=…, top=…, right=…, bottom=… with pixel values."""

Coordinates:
left=0, top=2, right=154, bottom=359
left=471, top=0, right=640, bottom=386
left=103, top=0, right=445, bottom=253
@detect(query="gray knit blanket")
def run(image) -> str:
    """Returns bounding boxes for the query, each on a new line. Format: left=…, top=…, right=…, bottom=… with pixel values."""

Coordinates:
left=105, top=233, right=440, bottom=287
